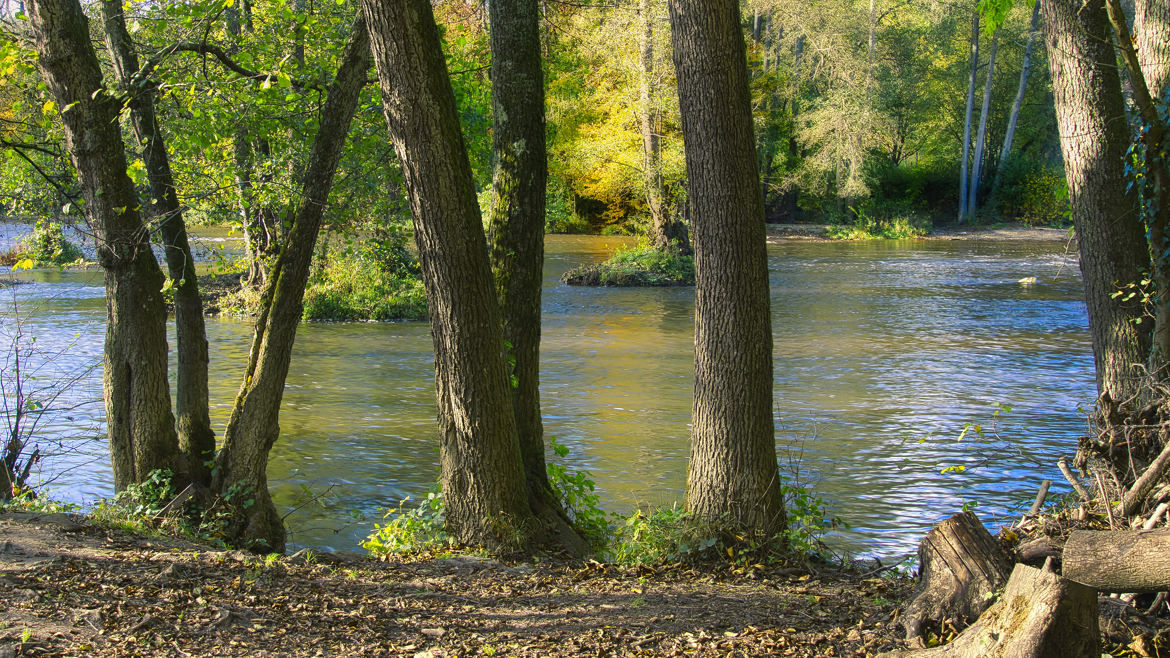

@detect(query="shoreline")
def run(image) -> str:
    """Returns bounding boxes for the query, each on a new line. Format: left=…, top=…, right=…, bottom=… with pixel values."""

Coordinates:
left=765, top=222, right=1074, bottom=243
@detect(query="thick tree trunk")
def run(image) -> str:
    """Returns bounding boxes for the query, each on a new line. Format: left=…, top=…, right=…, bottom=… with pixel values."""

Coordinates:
left=486, top=0, right=587, bottom=555
left=965, top=28, right=997, bottom=218
left=100, top=0, right=214, bottom=487
left=641, top=0, right=690, bottom=254
left=213, top=18, right=370, bottom=553
left=1041, top=0, right=1149, bottom=406
left=901, top=511, right=1013, bottom=641
left=670, top=0, right=786, bottom=537
left=989, top=2, right=1041, bottom=205
left=957, top=10, right=979, bottom=225
left=1064, top=527, right=1170, bottom=593
left=26, top=0, right=179, bottom=492
left=881, top=564, right=1099, bottom=658
left=363, top=0, right=538, bottom=551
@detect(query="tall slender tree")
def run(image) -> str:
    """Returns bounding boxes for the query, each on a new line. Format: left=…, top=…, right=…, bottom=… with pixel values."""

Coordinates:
left=670, top=0, right=786, bottom=537
left=362, top=0, right=540, bottom=551
left=25, top=0, right=180, bottom=492
left=99, top=0, right=215, bottom=486
left=966, top=27, right=998, bottom=218
left=213, top=17, right=372, bottom=552
left=989, top=2, right=1041, bottom=205
left=487, top=0, right=587, bottom=553
left=957, top=9, right=979, bottom=225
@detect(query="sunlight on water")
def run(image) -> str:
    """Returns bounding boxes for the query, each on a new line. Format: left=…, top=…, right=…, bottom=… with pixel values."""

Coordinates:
left=2, top=231, right=1093, bottom=558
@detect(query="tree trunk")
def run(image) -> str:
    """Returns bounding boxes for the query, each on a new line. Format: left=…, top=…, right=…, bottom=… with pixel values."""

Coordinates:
left=1041, top=0, right=1149, bottom=406
left=989, top=2, right=1041, bottom=206
left=1064, top=527, right=1170, bottom=593
left=25, top=0, right=179, bottom=492
left=880, top=564, right=1099, bottom=658
left=670, top=0, right=786, bottom=537
left=641, top=0, right=690, bottom=255
left=212, top=17, right=371, bottom=553
left=363, top=0, right=538, bottom=551
left=901, top=511, right=1013, bottom=641
left=965, top=28, right=997, bottom=218
left=486, top=0, right=588, bottom=555
left=1134, top=0, right=1170, bottom=99
left=99, top=0, right=214, bottom=487
left=957, top=10, right=979, bottom=225
left=1104, top=0, right=1170, bottom=379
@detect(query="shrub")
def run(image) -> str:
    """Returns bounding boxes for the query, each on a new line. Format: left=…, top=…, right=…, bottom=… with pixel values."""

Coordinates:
left=994, top=159, right=1070, bottom=226
left=562, top=239, right=694, bottom=286
left=302, top=232, right=427, bottom=321
left=17, top=220, right=83, bottom=266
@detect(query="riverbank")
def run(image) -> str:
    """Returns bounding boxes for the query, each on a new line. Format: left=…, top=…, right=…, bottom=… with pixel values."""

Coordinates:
left=0, top=511, right=914, bottom=656
left=766, top=223, right=1073, bottom=244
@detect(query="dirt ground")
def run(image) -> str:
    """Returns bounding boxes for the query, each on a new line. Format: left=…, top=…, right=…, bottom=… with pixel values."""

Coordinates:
left=0, top=511, right=915, bottom=657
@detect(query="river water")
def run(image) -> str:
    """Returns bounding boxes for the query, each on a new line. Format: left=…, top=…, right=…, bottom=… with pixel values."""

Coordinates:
left=1, top=228, right=1093, bottom=559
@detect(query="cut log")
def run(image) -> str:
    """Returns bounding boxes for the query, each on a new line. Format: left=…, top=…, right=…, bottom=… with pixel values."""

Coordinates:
left=901, top=511, right=1013, bottom=641
left=1063, top=527, right=1170, bottom=593
left=878, top=563, right=1099, bottom=657
left=1016, top=536, right=1061, bottom=566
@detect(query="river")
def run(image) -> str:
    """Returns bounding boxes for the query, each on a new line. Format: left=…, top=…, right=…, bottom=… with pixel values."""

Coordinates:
left=1, top=228, right=1093, bottom=559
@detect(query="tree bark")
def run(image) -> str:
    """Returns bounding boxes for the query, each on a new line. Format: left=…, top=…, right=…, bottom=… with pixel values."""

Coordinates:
left=1041, top=0, right=1149, bottom=406
left=25, top=0, right=179, bottom=492
left=213, top=17, right=371, bottom=553
left=957, top=10, right=979, bottom=225
left=1134, top=0, right=1170, bottom=100
left=901, top=511, right=1013, bottom=641
left=989, top=2, right=1041, bottom=205
left=641, top=0, right=690, bottom=255
left=363, top=0, right=538, bottom=551
left=881, top=564, right=1099, bottom=658
left=965, top=28, right=997, bottom=218
left=670, top=0, right=786, bottom=537
left=1064, top=527, right=1170, bottom=593
left=487, top=0, right=588, bottom=555
left=99, top=0, right=214, bottom=487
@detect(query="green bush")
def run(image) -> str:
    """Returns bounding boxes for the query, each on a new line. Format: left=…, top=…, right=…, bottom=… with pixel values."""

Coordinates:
left=994, top=159, right=1070, bottom=226
left=362, top=488, right=451, bottom=556
left=826, top=206, right=928, bottom=240
left=562, top=239, right=695, bottom=286
left=17, top=220, right=83, bottom=265
left=303, top=233, right=427, bottom=321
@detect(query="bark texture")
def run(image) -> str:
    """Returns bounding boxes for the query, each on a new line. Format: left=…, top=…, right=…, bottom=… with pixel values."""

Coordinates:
left=1134, top=0, right=1170, bottom=99
left=1041, top=0, right=1149, bottom=405
left=213, top=17, right=371, bottom=553
left=670, top=0, right=786, bottom=536
left=881, top=564, right=1099, bottom=658
left=486, top=0, right=588, bottom=555
left=364, top=0, right=537, bottom=550
left=965, top=28, right=997, bottom=217
left=100, top=0, right=214, bottom=487
left=1064, top=527, right=1170, bottom=593
left=26, top=0, right=179, bottom=492
left=901, top=511, right=1012, bottom=641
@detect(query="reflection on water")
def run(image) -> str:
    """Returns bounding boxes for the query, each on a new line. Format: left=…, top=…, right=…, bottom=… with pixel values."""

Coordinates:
left=2, top=233, right=1092, bottom=558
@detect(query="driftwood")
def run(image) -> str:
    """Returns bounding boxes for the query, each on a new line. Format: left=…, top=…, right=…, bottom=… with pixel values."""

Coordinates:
left=1121, top=436, right=1170, bottom=517
left=901, top=511, right=1012, bottom=641
left=1063, top=527, right=1170, bottom=593
left=879, top=564, right=1099, bottom=657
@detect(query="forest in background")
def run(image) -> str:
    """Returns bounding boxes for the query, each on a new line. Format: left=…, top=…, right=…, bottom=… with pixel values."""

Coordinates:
left=0, top=0, right=1066, bottom=244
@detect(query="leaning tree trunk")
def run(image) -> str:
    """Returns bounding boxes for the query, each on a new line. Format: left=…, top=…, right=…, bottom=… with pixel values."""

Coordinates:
left=1041, top=0, right=1149, bottom=407
left=989, top=2, right=1041, bottom=205
left=363, top=0, right=539, bottom=551
left=486, top=0, right=588, bottom=555
left=966, top=28, right=997, bottom=218
left=670, top=0, right=786, bottom=537
left=100, top=0, right=214, bottom=487
left=26, top=0, right=179, bottom=492
left=212, top=18, right=370, bottom=553
left=957, top=9, right=979, bottom=225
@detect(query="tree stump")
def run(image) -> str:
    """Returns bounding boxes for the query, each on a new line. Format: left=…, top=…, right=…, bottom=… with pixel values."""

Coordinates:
left=901, top=511, right=1013, bottom=641
left=1064, top=527, right=1170, bottom=593
left=879, top=563, right=1099, bottom=657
